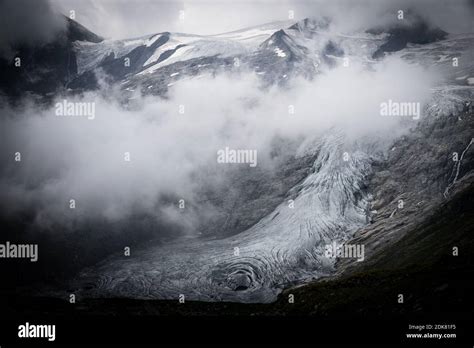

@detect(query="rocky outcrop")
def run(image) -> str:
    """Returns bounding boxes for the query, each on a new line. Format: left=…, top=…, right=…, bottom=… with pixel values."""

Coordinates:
left=336, top=95, right=473, bottom=276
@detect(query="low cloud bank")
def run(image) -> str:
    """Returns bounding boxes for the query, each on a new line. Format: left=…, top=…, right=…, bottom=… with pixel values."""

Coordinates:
left=0, top=57, right=438, bottom=234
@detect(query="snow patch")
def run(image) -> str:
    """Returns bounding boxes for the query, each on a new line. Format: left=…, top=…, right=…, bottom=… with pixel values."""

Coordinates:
left=145, top=34, right=161, bottom=47
left=274, top=47, right=286, bottom=57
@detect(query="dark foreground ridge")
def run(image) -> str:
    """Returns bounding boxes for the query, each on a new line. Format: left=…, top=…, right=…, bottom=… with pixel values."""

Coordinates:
left=6, top=183, right=473, bottom=319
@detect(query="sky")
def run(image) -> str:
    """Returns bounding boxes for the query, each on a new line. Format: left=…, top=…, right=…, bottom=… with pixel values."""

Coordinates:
left=1, top=0, right=472, bottom=52
left=49, top=0, right=474, bottom=39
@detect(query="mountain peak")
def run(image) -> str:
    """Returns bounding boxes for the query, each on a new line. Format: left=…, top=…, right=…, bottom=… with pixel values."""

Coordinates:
left=259, top=28, right=308, bottom=60
left=288, top=17, right=330, bottom=33
left=65, top=16, right=103, bottom=43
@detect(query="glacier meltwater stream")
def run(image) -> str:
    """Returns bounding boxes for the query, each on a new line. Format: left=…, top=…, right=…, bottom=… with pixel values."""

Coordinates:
left=72, top=132, right=374, bottom=303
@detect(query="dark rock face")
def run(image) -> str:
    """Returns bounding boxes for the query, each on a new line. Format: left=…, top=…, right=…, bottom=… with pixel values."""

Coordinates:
left=246, top=29, right=316, bottom=85
left=323, top=40, right=344, bottom=67
left=90, top=33, right=171, bottom=82
left=288, top=17, right=331, bottom=34
left=259, top=29, right=309, bottom=62
left=324, top=40, right=344, bottom=57
left=121, top=55, right=236, bottom=97
left=369, top=18, right=447, bottom=58
left=0, top=16, right=103, bottom=99
left=194, top=141, right=318, bottom=238
left=65, top=17, right=103, bottom=44
left=336, top=102, right=474, bottom=276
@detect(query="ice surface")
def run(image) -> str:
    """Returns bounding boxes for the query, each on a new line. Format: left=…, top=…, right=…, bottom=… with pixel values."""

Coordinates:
left=73, top=131, right=373, bottom=303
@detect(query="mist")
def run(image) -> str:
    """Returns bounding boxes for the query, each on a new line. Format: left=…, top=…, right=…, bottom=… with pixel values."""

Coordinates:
left=0, top=0, right=66, bottom=59
left=0, top=56, right=439, bottom=235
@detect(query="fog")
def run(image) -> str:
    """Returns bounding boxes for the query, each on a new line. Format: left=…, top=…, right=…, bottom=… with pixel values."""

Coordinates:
left=0, top=56, right=439, bottom=233
left=0, top=0, right=66, bottom=59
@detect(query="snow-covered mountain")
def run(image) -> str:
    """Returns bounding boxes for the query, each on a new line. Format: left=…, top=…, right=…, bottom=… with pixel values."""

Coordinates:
left=65, top=16, right=472, bottom=95
left=2, top=15, right=472, bottom=99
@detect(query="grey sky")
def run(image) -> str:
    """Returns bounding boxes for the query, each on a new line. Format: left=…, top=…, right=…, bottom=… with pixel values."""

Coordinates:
left=50, top=0, right=474, bottom=39
left=0, top=0, right=472, bottom=56
left=50, top=0, right=304, bottom=39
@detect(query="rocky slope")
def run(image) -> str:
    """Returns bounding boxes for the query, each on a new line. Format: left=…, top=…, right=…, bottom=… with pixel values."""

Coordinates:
left=0, top=16, right=102, bottom=99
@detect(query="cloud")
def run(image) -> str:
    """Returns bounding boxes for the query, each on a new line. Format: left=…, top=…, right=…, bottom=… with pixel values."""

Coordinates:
left=315, top=0, right=474, bottom=34
left=0, top=56, right=438, bottom=234
left=0, top=0, right=66, bottom=59
left=51, top=0, right=183, bottom=39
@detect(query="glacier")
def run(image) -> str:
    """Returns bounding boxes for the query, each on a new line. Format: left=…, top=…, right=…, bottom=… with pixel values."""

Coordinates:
left=72, top=131, right=374, bottom=302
